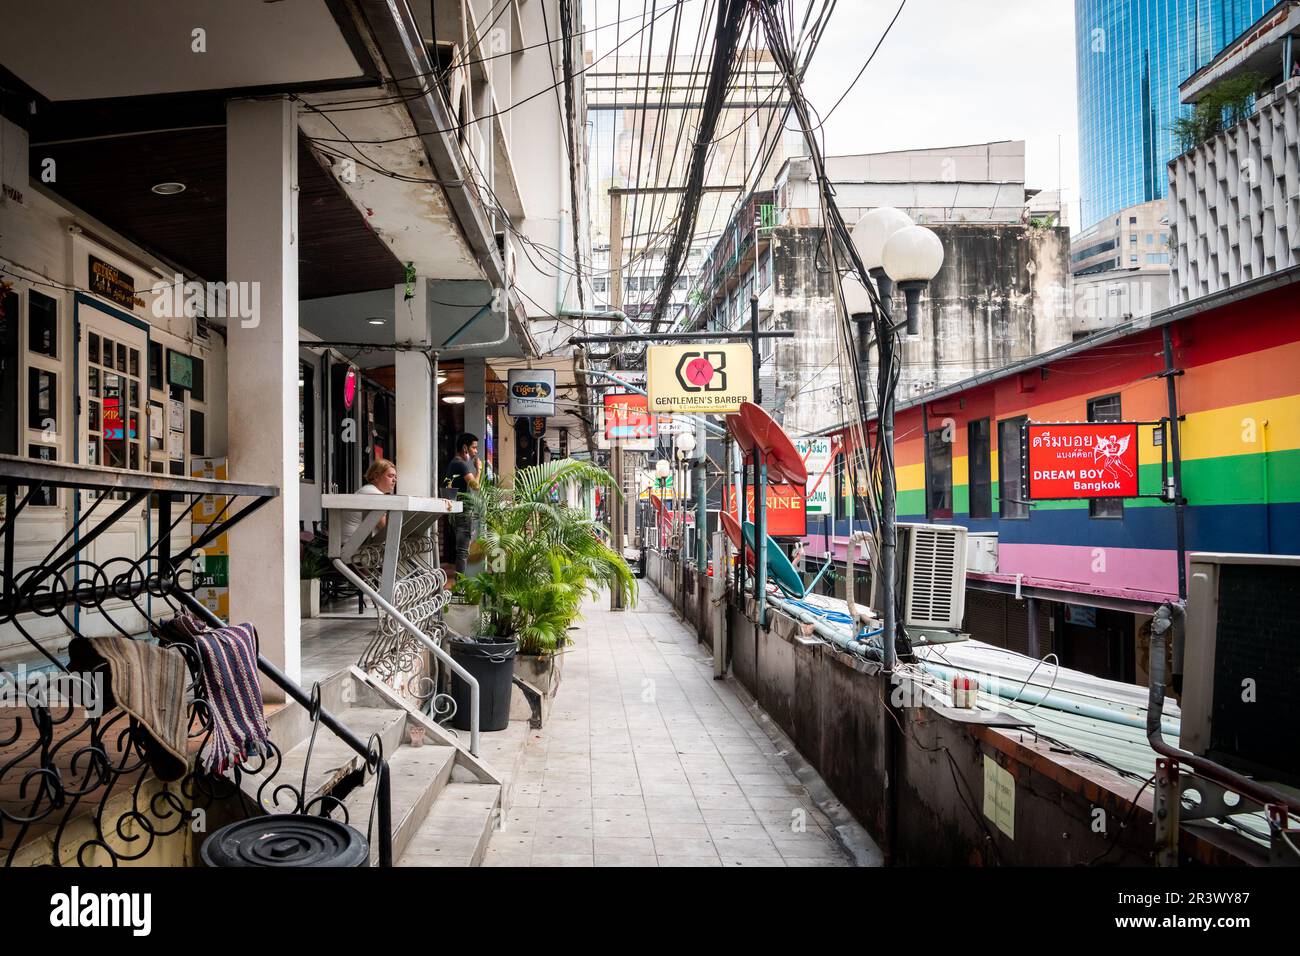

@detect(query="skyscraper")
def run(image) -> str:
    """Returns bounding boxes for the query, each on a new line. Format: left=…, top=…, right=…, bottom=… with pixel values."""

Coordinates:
left=1075, top=0, right=1272, bottom=230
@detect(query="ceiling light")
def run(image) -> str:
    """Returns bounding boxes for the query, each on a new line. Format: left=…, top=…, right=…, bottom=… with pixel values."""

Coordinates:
left=151, top=182, right=186, bottom=196
left=366, top=317, right=385, bottom=326
left=436, top=374, right=448, bottom=385
left=442, top=395, right=465, bottom=405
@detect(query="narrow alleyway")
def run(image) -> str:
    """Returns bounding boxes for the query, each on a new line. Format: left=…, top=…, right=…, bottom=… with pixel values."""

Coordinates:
left=484, top=586, right=858, bottom=867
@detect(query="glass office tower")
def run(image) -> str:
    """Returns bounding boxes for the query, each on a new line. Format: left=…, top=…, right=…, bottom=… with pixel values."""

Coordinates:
left=1075, top=0, right=1271, bottom=230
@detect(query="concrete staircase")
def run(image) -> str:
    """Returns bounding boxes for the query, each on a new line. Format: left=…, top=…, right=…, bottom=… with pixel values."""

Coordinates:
left=251, top=665, right=503, bottom=867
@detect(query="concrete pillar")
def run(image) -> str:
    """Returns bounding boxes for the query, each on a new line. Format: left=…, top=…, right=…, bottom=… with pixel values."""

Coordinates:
left=463, top=357, right=487, bottom=446
left=226, top=96, right=300, bottom=695
left=395, top=280, right=432, bottom=496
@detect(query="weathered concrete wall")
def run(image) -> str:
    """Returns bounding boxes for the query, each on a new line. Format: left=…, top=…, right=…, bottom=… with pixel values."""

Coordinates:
left=894, top=222, right=1073, bottom=402
left=767, top=223, right=1073, bottom=435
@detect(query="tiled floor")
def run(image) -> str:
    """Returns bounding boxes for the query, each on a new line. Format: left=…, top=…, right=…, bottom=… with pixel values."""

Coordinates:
left=485, top=587, right=854, bottom=868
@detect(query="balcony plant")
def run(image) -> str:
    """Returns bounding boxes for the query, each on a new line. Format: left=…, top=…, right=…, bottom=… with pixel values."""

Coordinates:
left=452, top=459, right=636, bottom=694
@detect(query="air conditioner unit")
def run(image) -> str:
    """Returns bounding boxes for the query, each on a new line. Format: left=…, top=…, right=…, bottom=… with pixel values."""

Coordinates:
left=1180, top=552, right=1300, bottom=787
left=872, top=522, right=968, bottom=631
left=967, top=533, right=998, bottom=573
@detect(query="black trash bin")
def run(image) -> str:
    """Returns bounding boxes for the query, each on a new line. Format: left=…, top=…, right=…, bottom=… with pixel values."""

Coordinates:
left=448, top=637, right=518, bottom=732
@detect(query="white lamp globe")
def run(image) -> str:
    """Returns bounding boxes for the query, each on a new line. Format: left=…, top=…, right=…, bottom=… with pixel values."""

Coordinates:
left=675, top=432, right=697, bottom=455
left=851, top=207, right=914, bottom=271
left=881, top=225, right=945, bottom=283
left=841, top=274, right=873, bottom=317
left=655, top=459, right=672, bottom=478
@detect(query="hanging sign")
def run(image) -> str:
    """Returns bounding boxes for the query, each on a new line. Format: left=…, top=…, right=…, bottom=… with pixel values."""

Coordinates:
left=507, top=368, right=556, bottom=417
left=726, top=483, right=807, bottom=537
left=603, top=392, right=656, bottom=440
left=647, top=343, right=752, bottom=413
left=1025, top=422, right=1140, bottom=500
left=88, top=255, right=144, bottom=310
left=795, top=438, right=834, bottom=516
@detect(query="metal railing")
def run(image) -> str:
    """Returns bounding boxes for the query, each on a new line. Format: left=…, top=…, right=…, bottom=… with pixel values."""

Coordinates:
left=0, top=457, right=392, bottom=866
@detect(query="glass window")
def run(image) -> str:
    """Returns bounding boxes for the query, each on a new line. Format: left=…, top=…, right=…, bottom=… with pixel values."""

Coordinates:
left=1129, top=233, right=1137, bottom=243
left=1088, top=394, right=1124, bottom=518
left=925, top=426, right=953, bottom=520
left=968, top=418, right=992, bottom=520
left=26, top=443, right=58, bottom=506
left=0, top=290, right=18, bottom=456
left=28, top=368, right=56, bottom=431
left=299, top=360, right=316, bottom=482
left=191, top=356, right=205, bottom=401
left=28, top=290, right=57, bottom=358
left=998, top=417, right=1028, bottom=519
left=190, top=410, right=205, bottom=456
left=148, top=341, right=163, bottom=390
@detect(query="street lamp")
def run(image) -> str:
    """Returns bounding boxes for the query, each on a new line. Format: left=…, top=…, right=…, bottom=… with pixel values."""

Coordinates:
left=848, top=207, right=944, bottom=674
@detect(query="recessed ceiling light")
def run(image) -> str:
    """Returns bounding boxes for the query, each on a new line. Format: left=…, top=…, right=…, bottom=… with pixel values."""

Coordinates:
left=366, top=317, right=385, bottom=326
left=436, top=374, right=448, bottom=385
left=442, top=395, right=465, bottom=405
left=151, top=182, right=186, bottom=195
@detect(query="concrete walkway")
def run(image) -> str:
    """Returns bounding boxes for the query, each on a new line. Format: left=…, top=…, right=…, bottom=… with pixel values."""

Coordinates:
left=485, top=586, right=855, bottom=867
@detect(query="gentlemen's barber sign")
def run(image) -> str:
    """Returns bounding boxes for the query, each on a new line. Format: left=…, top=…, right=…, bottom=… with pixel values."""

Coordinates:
left=1025, top=422, right=1140, bottom=500
left=507, top=368, right=556, bottom=417
left=647, top=344, right=752, bottom=414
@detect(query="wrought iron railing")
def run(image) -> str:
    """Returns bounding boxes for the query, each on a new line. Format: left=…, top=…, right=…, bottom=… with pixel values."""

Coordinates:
left=0, top=456, right=392, bottom=866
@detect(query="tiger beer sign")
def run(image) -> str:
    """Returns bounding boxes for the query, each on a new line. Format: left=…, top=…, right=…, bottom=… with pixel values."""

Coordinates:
left=1025, top=422, right=1139, bottom=500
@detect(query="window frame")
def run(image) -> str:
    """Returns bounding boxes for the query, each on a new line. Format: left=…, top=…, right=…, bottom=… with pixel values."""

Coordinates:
left=1087, top=393, right=1124, bottom=519
left=998, top=416, right=1029, bottom=519
left=924, top=424, right=954, bottom=520
left=967, top=417, right=992, bottom=520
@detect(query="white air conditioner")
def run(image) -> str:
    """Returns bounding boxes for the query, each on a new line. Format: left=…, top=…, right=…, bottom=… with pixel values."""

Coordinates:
left=966, top=533, right=998, bottom=573
left=874, top=523, right=968, bottom=630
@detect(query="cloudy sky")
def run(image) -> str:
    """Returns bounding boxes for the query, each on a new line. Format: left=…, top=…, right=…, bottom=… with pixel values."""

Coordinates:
left=584, top=0, right=1081, bottom=230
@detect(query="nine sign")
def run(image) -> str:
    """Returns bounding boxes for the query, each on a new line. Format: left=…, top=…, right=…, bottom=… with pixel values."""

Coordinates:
left=726, top=483, right=807, bottom=537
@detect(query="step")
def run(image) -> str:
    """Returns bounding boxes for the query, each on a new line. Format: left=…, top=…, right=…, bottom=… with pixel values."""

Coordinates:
left=396, top=783, right=502, bottom=867
left=243, top=707, right=406, bottom=813
left=338, top=744, right=457, bottom=865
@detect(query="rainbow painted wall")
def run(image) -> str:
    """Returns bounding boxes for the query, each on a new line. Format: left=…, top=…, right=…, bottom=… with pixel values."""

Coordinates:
left=829, top=280, right=1300, bottom=606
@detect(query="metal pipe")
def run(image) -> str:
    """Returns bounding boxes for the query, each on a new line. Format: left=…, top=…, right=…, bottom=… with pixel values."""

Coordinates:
left=330, top=558, right=481, bottom=756
left=1146, top=604, right=1300, bottom=815
left=572, top=330, right=794, bottom=344
left=581, top=369, right=726, bottom=436
left=1161, top=326, right=1188, bottom=601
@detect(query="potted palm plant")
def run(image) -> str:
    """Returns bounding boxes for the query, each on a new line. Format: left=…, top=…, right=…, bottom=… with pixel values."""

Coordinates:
left=451, top=459, right=636, bottom=711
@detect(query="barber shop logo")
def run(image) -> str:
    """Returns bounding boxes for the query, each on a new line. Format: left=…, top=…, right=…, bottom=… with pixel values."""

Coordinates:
left=674, top=351, right=728, bottom=392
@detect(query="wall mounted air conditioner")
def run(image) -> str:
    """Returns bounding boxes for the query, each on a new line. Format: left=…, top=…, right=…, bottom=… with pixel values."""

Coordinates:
left=873, top=523, right=968, bottom=631
left=1181, top=552, right=1300, bottom=787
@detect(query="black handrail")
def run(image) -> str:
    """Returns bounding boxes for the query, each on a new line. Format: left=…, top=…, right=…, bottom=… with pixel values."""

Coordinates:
left=178, top=592, right=394, bottom=866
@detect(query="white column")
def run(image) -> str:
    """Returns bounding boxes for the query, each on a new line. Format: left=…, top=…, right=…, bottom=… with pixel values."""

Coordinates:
left=463, top=357, right=487, bottom=446
left=395, top=279, right=432, bottom=496
left=226, top=96, right=301, bottom=696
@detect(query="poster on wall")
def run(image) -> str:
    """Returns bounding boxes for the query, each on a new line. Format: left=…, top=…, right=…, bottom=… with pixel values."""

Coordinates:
left=1025, top=422, right=1140, bottom=500
left=507, top=368, right=556, bottom=417
left=167, top=399, right=185, bottom=433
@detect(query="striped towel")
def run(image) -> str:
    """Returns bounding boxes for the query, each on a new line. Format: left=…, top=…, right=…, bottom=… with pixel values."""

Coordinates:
left=67, top=635, right=190, bottom=782
left=190, top=622, right=272, bottom=776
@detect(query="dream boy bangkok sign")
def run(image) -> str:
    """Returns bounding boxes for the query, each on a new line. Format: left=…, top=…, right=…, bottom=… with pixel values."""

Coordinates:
left=1025, top=422, right=1140, bottom=500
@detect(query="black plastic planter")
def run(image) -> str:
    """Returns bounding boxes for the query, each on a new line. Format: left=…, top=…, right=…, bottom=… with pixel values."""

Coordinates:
left=448, top=637, right=518, bottom=732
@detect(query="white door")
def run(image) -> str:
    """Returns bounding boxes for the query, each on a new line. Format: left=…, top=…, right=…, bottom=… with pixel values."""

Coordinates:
left=76, top=302, right=150, bottom=637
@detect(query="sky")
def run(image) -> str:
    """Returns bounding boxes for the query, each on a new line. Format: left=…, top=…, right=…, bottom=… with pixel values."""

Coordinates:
left=583, top=0, right=1082, bottom=230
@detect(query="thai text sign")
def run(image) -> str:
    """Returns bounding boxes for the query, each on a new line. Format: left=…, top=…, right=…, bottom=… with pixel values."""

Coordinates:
left=603, top=392, right=656, bottom=439
left=1026, top=422, right=1139, bottom=499
left=795, top=437, right=834, bottom=516
left=726, top=483, right=807, bottom=537
left=647, top=344, right=752, bottom=413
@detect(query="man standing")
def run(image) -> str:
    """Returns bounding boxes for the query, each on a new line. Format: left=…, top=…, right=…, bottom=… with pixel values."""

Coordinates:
left=443, top=432, right=483, bottom=573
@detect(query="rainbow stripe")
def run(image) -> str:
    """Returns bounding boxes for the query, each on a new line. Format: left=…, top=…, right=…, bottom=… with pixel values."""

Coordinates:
left=830, top=281, right=1300, bottom=604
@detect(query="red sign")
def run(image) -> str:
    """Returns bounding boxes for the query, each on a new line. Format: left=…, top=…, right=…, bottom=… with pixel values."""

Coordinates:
left=1026, top=422, right=1139, bottom=499
left=603, top=392, right=657, bottom=440
left=726, top=484, right=807, bottom=537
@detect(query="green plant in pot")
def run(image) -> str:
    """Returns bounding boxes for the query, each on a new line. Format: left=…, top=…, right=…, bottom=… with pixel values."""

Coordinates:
left=451, top=459, right=636, bottom=702
left=299, top=538, right=329, bottom=618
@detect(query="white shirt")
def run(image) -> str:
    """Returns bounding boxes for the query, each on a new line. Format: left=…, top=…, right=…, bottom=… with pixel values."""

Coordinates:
left=339, top=483, right=387, bottom=547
